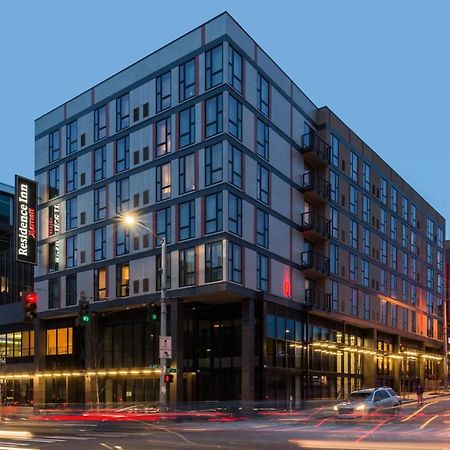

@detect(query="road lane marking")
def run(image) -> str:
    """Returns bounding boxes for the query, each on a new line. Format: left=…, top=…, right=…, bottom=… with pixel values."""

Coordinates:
left=100, top=444, right=114, bottom=449
left=401, top=400, right=440, bottom=422
left=418, top=414, right=439, bottom=430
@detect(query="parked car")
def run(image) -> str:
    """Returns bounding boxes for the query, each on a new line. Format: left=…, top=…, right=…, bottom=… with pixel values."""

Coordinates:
left=334, top=387, right=401, bottom=419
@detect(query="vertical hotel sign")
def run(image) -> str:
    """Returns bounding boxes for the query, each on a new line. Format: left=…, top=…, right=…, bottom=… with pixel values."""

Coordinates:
left=15, top=175, right=38, bottom=265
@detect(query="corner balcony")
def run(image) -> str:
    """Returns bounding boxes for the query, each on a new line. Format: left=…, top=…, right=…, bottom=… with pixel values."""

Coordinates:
left=300, top=171, right=330, bottom=204
left=300, top=211, right=331, bottom=242
left=305, top=288, right=331, bottom=312
left=300, top=251, right=329, bottom=278
left=301, top=132, right=331, bottom=168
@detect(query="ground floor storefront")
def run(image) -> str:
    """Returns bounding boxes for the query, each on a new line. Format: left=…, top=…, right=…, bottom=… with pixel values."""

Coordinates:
left=0, top=296, right=445, bottom=407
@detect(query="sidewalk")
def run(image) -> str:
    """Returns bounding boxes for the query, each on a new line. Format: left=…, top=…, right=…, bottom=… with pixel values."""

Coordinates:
left=401, top=389, right=450, bottom=404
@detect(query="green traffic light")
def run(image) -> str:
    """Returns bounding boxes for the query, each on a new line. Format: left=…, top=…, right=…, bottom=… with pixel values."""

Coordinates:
left=151, top=313, right=158, bottom=321
left=81, top=315, right=91, bottom=322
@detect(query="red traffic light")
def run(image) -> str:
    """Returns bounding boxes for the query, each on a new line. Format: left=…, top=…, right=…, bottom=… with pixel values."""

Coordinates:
left=25, top=292, right=38, bottom=304
left=164, top=374, right=174, bottom=383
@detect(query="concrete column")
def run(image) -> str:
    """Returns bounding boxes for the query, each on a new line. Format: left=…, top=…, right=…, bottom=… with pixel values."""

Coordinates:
left=169, top=300, right=184, bottom=406
left=363, top=328, right=377, bottom=388
left=241, top=298, right=255, bottom=404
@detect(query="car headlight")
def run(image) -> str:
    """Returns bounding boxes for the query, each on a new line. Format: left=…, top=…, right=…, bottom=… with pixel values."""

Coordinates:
left=333, top=405, right=338, bottom=411
left=355, top=404, right=366, bottom=411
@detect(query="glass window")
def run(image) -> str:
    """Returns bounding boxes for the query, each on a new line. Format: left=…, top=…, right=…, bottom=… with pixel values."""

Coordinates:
left=330, top=134, right=339, bottom=167
left=331, top=281, right=339, bottom=311
left=381, top=178, right=387, bottom=205
left=205, top=241, right=223, bottom=282
left=116, top=223, right=129, bottom=256
left=350, top=151, right=358, bottom=182
left=116, top=93, right=129, bottom=131
left=205, top=192, right=223, bottom=234
left=437, top=250, right=443, bottom=271
left=179, top=248, right=195, bottom=287
left=364, top=293, right=370, bottom=320
left=94, top=105, right=107, bottom=142
left=402, top=224, right=408, bottom=248
left=362, top=195, right=370, bottom=223
left=228, top=145, right=242, bottom=188
left=381, top=239, right=387, bottom=264
left=46, top=327, right=72, bottom=355
left=179, top=58, right=195, bottom=102
left=402, top=196, right=408, bottom=221
left=392, top=304, right=397, bottom=327
left=391, top=215, right=397, bottom=240
left=438, top=227, right=444, bottom=249
left=380, top=209, right=387, bottom=234
left=156, top=117, right=172, bottom=156
left=257, top=73, right=269, bottom=116
left=330, top=207, right=338, bottom=239
left=410, top=204, right=416, bottom=227
left=363, top=228, right=370, bottom=255
left=115, top=135, right=130, bottom=173
left=362, top=260, right=369, bottom=287
left=391, top=244, right=397, bottom=270
left=94, top=226, right=106, bottom=261
left=228, top=242, right=242, bottom=283
left=351, top=288, right=358, bottom=316
left=350, top=185, right=358, bottom=215
left=350, top=220, right=358, bottom=249
left=94, top=186, right=107, bottom=220
left=48, top=167, right=60, bottom=199
left=66, top=274, right=77, bottom=306
left=228, top=46, right=242, bottom=93
left=410, top=230, right=417, bottom=253
left=257, top=164, right=269, bottom=204
left=156, top=162, right=171, bottom=201
left=66, top=159, right=78, bottom=192
left=228, top=193, right=242, bottom=236
left=49, top=129, right=60, bottom=162
left=66, top=197, right=77, bottom=230
left=380, top=300, right=387, bottom=325
left=256, top=209, right=269, bottom=248
left=426, top=242, right=433, bottom=265
left=179, top=200, right=195, bottom=240
left=66, top=120, right=77, bottom=154
left=205, top=44, right=223, bottom=90
left=205, top=142, right=222, bottom=186
left=49, top=242, right=59, bottom=272
left=156, top=71, right=171, bottom=113
left=66, top=236, right=77, bottom=268
left=205, top=94, right=223, bottom=137
left=156, top=207, right=171, bottom=244
left=391, top=274, right=397, bottom=298
left=350, top=253, right=358, bottom=282
left=179, top=106, right=195, bottom=148
left=380, top=269, right=386, bottom=294
left=228, top=95, right=242, bottom=140
left=94, top=267, right=107, bottom=300
left=402, top=251, right=408, bottom=275
left=94, top=146, right=106, bottom=181
left=330, top=243, right=338, bottom=274
left=257, top=253, right=269, bottom=291
left=426, top=218, right=434, bottom=241
left=179, top=153, right=195, bottom=194
left=116, top=178, right=129, bottom=213
left=116, top=263, right=130, bottom=297
left=330, top=170, right=338, bottom=203
left=403, top=309, right=408, bottom=331
left=391, top=187, right=397, bottom=212
left=363, top=162, right=370, bottom=191
left=411, top=257, right=417, bottom=280
left=257, top=119, right=269, bottom=160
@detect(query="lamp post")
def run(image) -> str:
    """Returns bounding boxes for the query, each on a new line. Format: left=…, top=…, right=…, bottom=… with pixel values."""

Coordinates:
left=122, top=213, right=168, bottom=412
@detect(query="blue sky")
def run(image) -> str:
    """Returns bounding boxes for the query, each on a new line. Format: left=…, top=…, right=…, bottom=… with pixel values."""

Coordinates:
left=1, top=0, right=449, bottom=231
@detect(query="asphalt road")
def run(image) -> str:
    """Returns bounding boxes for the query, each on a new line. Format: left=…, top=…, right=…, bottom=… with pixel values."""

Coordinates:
left=0, top=398, right=449, bottom=449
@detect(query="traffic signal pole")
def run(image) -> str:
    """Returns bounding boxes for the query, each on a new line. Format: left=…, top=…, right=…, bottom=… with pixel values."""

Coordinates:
left=159, top=237, right=168, bottom=412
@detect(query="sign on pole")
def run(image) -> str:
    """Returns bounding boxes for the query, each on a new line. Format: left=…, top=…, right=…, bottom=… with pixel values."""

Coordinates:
left=159, top=336, right=172, bottom=359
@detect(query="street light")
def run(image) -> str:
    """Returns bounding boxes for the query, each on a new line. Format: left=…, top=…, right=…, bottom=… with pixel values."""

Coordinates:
left=121, top=213, right=169, bottom=412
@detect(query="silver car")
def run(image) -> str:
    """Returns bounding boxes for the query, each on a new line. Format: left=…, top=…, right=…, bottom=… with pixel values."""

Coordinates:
left=334, top=387, right=401, bottom=419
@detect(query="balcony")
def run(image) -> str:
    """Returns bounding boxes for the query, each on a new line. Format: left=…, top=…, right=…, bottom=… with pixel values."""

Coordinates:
left=300, top=211, right=331, bottom=241
left=301, top=132, right=331, bottom=168
left=300, top=251, right=329, bottom=278
left=300, top=171, right=330, bottom=203
left=305, top=288, right=331, bottom=311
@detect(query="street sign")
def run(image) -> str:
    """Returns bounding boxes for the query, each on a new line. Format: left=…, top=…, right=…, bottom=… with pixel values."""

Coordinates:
left=168, top=368, right=179, bottom=374
left=159, top=336, right=172, bottom=359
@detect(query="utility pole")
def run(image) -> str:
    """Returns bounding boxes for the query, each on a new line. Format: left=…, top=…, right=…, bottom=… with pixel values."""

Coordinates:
left=159, top=236, right=168, bottom=412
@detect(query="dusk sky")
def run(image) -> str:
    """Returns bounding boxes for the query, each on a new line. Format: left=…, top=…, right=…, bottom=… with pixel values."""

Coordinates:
left=1, top=0, right=449, bottom=231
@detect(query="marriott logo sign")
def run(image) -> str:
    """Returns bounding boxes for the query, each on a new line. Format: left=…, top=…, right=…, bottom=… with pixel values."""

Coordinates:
left=15, top=175, right=37, bottom=265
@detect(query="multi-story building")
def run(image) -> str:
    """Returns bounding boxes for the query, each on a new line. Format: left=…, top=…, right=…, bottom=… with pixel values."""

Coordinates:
left=30, top=12, right=446, bottom=406
left=0, top=182, right=35, bottom=404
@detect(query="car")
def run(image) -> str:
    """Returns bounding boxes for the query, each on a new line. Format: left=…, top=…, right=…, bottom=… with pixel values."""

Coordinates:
left=334, top=387, right=401, bottom=420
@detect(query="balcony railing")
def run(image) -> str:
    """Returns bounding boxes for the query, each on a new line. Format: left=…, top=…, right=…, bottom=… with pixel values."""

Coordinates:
left=300, top=211, right=331, bottom=239
left=300, top=171, right=330, bottom=201
left=305, top=288, right=331, bottom=311
left=301, top=132, right=331, bottom=166
left=300, top=251, right=330, bottom=276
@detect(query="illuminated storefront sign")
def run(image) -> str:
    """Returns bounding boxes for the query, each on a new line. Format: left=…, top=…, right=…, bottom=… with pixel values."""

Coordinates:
left=48, top=204, right=60, bottom=266
left=14, top=175, right=37, bottom=265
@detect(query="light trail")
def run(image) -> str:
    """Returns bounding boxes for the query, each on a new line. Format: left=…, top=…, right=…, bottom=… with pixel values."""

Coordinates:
left=355, top=418, right=388, bottom=443
left=289, top=440, right=450, bottom=449
left=401, top=400, right=440, bottom=422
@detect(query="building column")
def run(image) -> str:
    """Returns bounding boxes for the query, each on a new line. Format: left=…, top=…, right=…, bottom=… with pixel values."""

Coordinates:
left=393, top=335, right=402, bottom=393
left=169, top=300, right=184, bottom=406
left=33, top=319, right=46, bottom=408
left=241, top=298, right=255, bottom=404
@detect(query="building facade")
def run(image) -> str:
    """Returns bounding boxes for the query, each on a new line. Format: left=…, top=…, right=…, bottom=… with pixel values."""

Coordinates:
left=26, top=12, right=447, bottom=406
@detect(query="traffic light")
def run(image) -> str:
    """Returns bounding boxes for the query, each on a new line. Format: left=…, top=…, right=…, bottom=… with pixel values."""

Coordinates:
left=146, top=303, right=159, bottom=322
left=78, top=299, right=91, bottom=326
left=23, top=291, right=37, bottom=322
left=164, top=374, right=174, bottom=383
